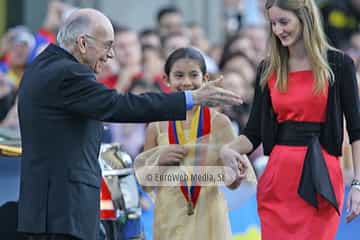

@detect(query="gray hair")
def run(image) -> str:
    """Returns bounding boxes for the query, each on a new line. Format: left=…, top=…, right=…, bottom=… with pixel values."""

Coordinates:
left=56, top=15, right=91, bottom=48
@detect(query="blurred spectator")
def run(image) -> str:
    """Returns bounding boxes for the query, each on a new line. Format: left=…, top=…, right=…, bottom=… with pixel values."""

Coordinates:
left=222, top=71, right=254, bottom=103
left=239, top=25, right=267, bottom=63
left=220, top=32, right=257, bottom=62
left=321, top=0, right=360, bottom=48
left=161, top=31, right=190, bottom=57
left=219, top=69, right=265, bottom=165
left=208, top=43, right=223, bottom=65
left=142, top=44, right=170, bottom=92
left=0, top=2, right=77, bottom=84
left=100, top=25, right=143, bottom=92
left=219, top=50, right=256, bottom=86
left=38, top=1, right=74, bottom=43
left=187, top=22, right=211, bottom=54
left=221, top=71, right=253, bottom=133
left=2, top=26, right=35, bottom=88
left=0, top=32, right=13, bottom=68
left=0, top=26, right=34, bottom=133
left=156, top=5, right=184, bottom=37
left=223, top=0, right=245, bottom=36
left=162, top=31, right=219, bottom=75
left=99, top=26, right=170, bottom=93
left=34, top=1, right=76, bottom=59
left=139, top=28, right=161, bottom=49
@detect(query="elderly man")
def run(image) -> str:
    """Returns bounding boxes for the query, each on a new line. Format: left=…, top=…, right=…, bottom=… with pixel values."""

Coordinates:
left=17, top=8, right=241, bottom=240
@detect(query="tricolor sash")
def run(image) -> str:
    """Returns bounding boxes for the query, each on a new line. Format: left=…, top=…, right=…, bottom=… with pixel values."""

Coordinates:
left=168, top=106, right=211, bottom=215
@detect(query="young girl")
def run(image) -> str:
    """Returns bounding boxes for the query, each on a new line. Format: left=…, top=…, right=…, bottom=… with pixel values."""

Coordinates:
left=135, top=47, right=254, bottom=240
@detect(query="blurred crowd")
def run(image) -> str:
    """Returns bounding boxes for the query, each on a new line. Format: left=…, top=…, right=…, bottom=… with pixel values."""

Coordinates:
left=0, top=0, right=360, bottom=185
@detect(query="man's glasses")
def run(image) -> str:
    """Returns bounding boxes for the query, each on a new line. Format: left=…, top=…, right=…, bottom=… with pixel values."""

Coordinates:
left=84, top=34, right=114, bottom=53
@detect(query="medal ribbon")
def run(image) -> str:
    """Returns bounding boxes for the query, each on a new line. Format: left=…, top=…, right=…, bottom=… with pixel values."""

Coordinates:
left=168, top=106, right=211, bottom=208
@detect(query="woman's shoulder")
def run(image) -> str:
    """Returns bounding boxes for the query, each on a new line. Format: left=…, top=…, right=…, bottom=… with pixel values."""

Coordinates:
left=327, top=49, right=353, bottom=66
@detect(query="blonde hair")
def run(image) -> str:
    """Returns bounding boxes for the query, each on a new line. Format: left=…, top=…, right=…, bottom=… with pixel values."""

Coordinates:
left=261, top=0, right=337, bottom=94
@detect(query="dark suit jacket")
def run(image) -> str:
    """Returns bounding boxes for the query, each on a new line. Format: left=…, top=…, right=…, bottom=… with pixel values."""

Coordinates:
left=243, top=50, right=360, bottom=156
left=17, top=44, right=186, bottom=240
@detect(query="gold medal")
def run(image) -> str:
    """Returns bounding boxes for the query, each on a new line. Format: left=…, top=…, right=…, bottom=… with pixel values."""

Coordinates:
left=187, top=201, right=194, bottom=216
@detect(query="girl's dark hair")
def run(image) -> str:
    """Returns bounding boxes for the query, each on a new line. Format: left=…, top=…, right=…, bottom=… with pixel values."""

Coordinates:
left=164, top=47, right=207, bottom=75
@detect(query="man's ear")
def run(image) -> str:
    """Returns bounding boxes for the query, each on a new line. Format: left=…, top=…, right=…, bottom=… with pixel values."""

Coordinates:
left=77, top=35, right=87, bottom=54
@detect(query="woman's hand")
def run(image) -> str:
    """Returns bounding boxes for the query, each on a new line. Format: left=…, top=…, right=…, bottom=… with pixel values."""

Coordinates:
left=220, top=144, right=248, bottom=189
left=346, top=187, right=360, bottom=223
left=158, top=145, right=188, bottom=166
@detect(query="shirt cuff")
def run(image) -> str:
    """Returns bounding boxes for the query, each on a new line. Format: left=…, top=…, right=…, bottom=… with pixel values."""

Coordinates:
left=184, top=91, right=194, bottom=110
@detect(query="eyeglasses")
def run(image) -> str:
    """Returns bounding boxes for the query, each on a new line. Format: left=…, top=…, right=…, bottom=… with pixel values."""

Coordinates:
left=84, top=34, right=114, bottom=53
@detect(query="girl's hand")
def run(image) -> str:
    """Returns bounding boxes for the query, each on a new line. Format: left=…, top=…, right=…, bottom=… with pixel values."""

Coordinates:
left=158, top=145, right=188, bottom=166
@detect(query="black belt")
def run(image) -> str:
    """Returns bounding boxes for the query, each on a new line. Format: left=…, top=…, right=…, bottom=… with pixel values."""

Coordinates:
left=276, top=121, right=339, bottom=214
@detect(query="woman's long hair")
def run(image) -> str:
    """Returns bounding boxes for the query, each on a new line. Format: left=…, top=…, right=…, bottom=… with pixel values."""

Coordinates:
left=261, top=0, right=337, bottom=94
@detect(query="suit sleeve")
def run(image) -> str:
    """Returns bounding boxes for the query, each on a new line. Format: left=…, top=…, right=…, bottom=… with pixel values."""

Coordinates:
left=341, top=54, right=360, bottom=143
left=241, top=62, right=264, bottom=150
left=59, top=64, right=186, bottom=123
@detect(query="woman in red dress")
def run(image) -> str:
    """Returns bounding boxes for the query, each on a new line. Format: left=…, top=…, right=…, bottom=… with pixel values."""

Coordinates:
left=220, top=0, right=360, bottom=239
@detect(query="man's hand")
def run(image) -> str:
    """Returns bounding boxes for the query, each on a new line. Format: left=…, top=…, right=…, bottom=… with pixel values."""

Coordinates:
left=191, top=75, right=243, bottom=107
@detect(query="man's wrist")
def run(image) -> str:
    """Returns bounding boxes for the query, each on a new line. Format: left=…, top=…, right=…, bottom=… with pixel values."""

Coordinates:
left=184, top=91, right=195, bottom=110
left=191, top=90, right=199, bottom=105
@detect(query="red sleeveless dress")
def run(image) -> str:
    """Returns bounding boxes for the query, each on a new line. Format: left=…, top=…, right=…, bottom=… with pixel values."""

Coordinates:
left=257, top=71, right=344, bottom=240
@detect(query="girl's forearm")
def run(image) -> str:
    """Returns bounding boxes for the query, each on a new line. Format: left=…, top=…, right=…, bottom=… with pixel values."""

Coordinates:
left=227, top=134, right=253, bottom=155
